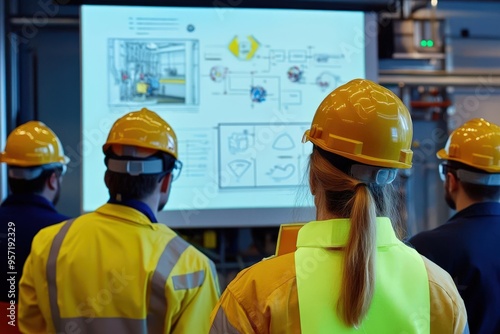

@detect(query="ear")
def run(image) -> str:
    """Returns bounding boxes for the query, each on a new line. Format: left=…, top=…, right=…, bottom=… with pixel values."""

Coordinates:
left=47, top=172, right=58, bottom=190
left=447, top=172, right=459, bottom=192
left=104, top=171, right=111, bottom=188
left=160, top=173, right=172, bottom=193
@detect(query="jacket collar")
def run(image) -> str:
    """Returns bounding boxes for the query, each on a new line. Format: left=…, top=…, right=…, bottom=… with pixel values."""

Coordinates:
left=1, top=194, right=57, bottom=211
left=448, top=201, right=500, bottom=222
left=97, top=202, right=159, bottom=230
left=107, top=198, right=158, bottom=222
left=297, top=217, right=400, bottom=248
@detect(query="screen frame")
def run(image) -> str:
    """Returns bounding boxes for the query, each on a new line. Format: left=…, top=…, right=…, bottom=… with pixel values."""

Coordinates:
left=69, top=0, right=395, bottom=12
left=80, top=6, right=378, bottom=228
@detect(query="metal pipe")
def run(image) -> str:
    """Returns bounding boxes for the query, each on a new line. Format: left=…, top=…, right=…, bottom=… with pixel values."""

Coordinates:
left=9, top=17, right=79, bottom=27
left=379, top=71, right=500, bottom=87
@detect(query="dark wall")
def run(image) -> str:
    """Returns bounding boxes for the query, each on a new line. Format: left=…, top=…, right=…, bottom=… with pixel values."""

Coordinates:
left=35, top=29, right=81, bottom=217
left=7, top=1, right=81, bottom=216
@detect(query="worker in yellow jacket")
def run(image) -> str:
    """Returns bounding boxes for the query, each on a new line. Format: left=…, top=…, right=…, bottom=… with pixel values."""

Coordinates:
left=19, top=108, right=220, bottom=333
left=210, top=79, right=469, bottom=333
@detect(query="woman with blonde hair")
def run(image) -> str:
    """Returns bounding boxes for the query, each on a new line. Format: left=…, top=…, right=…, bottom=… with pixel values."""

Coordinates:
left=209, top=79, right=468, bottom=333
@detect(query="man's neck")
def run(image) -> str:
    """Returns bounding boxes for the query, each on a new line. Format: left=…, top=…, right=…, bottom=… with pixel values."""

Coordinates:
left=455, top=191, right=497, bottom=212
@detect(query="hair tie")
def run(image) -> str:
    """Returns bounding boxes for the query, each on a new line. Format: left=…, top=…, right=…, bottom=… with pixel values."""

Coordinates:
left=354, top=183, right=367, bottom=191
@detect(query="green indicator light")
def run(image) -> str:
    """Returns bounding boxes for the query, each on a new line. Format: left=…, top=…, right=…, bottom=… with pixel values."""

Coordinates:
left=420, top=39, right=427, bottom=47
left=427, top=40, right=434, bottom=47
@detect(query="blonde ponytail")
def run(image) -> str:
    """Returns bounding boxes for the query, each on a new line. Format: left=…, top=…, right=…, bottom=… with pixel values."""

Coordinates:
left=338, top=184, right=376, bottom=327
left=309, top=150, right=378, bottom=327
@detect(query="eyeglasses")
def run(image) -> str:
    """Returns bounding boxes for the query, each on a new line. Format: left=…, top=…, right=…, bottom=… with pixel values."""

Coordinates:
left=438, top=163, right=455, bottom=181
left=57, top=164, right=67, bottom=177
left=171, top=160, right=183, bottom=181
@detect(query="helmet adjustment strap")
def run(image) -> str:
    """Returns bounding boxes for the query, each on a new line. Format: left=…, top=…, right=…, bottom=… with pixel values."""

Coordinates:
left=107, top=158, right=164, bottom=176
left=315, top=146, right=397, bottom=185
left=457, top=169, right=500, bottom=186
left=8, top=163, right=66, bottom=180
left=440, top=161, right=500, bottom=186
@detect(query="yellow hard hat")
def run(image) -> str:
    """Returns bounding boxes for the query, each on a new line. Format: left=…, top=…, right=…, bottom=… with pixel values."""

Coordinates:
left=303, top=78, right=413, bottom=169
left=0, top=121, right=69, bottom=167
left=437, top=118, right=500, bottom=173
left=103, top=108, right=178, bottom=159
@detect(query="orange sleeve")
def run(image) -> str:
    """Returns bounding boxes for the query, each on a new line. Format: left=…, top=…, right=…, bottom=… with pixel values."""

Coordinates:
left=423, top=257, right=469, bottom=334
left=209, top=287, right=258, bottom=334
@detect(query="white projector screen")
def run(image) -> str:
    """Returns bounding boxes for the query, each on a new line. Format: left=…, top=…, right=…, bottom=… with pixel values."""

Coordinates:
left=81, top=5, right=377, bottom=227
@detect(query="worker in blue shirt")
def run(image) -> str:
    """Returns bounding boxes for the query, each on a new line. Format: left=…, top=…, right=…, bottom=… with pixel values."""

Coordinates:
left=0, top=120, right=70, bottom=332
left=409, top=118, right=500, bottom=334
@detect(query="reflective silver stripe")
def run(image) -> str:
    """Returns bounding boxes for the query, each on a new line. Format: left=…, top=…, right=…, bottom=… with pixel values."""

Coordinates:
left=209, top=307, right=241, bottom=334
left=59, top=317, right=147, bottom=333
left=47, top=218, right=76, bottom=333
left=147, top=236, right=189, bottom=333
left=172, top=270, right=205, bottom=290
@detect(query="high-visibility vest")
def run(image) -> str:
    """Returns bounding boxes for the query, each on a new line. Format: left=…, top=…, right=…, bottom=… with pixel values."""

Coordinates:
left=280, top=218, right=430, bottom=333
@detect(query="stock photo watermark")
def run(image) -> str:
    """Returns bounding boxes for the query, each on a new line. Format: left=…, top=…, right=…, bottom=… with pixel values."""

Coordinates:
left=5, top=221, right=17, bottom=328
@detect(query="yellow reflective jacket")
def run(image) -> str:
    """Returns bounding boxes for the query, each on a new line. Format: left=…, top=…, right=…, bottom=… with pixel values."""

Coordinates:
left=210, top=218, right=468, bottom=334
left=19, top=203, right=220, bottom=334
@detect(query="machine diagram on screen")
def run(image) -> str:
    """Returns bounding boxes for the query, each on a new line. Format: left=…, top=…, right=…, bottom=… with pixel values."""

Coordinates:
left=107, top=38, right=200, bottom=108
left=81, top=4, right=368, bottom=214
left=203, top=34, right=345, bottom=109
left=218, top=123, right=311, bottom=189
